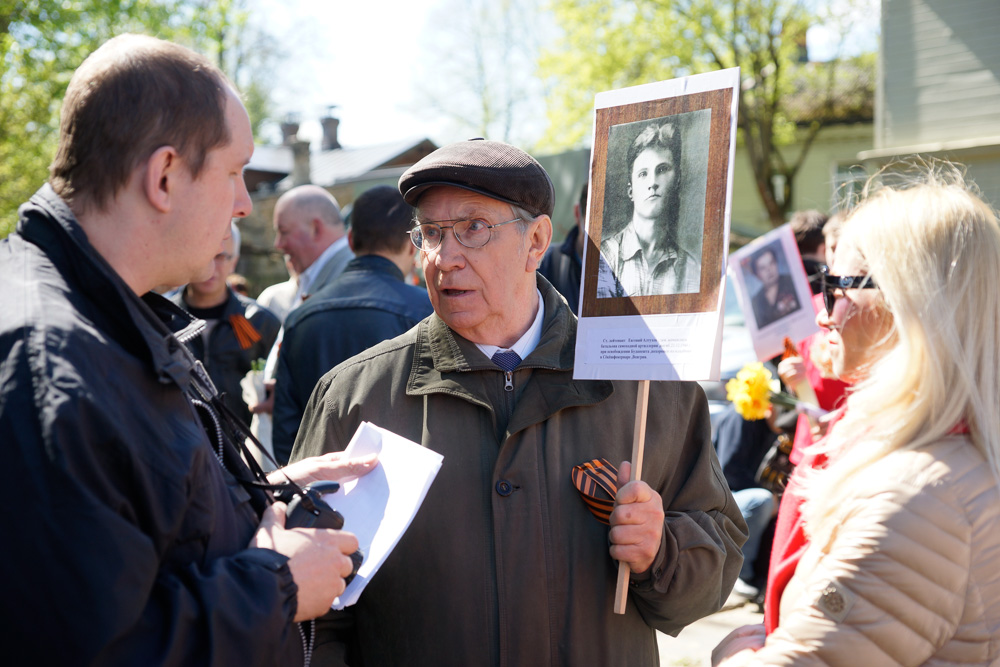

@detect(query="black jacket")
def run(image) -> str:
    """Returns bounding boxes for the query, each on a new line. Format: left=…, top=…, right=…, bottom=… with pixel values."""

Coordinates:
left=170, top=287, right=280, bottom=425
left=0, top=186, right=303, bottom=665
left=537, top=224, right=582, bottom=314
left=272, top=254, right=432, bottom=463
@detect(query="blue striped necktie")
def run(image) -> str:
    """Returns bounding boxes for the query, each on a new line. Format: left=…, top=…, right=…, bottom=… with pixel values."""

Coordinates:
left=491, top=350, right=522, bottom=372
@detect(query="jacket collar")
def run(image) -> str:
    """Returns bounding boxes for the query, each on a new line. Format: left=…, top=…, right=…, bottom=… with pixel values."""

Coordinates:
left=406, top=276, right=613, bottom=420
left=172, top=285, right=245, bottom=319
left=342, top=254, right=405, bottom=281
left=18, top=185, right=202, bottom=390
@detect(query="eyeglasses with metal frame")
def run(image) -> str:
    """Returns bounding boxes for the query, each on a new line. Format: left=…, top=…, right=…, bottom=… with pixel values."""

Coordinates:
left=819, top=265, right=878, bottom=314
left=408, top=217, right=522, bottom=251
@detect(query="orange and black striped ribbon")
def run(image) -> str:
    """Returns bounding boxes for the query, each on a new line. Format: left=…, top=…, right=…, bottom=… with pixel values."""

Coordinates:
left=229, top=314, right=262, bottom=350
left=571, top=458, right=619, bottom=525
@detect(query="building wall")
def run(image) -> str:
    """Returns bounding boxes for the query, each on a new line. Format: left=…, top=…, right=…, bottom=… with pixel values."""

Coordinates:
left=861, top=0, right=1000, bottom=209
left=727, top=123, right=874, bottom=239
left=878, top=0, right=1000, bottom=149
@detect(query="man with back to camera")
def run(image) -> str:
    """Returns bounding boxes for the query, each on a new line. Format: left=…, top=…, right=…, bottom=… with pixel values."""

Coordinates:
left=272, top=185, right=433, bottom=461
left=291, top=138, right=746, bottom=666
left=788, top=208, right=829, bottom=294
left=538, top=181, right=587, bottom=312
left=171, top=222, right=281, bottom=425
left=0, top=34, right=375, bottom=664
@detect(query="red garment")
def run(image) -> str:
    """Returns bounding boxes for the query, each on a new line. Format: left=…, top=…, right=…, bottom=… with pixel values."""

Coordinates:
left=764, top=407, right=845, bottom=633
left=789, top=294, right=850, bottom=464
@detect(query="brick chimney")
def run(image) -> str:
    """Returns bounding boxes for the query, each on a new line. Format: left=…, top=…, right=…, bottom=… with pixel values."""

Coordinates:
left=320, top=106, right=341, bottom=151
left=291, top=139, right=311, bottom=186
left=280, top=113, right=300, bottom=146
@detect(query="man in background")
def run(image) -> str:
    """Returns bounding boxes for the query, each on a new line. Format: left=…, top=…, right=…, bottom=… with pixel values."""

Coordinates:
left=251, top=185, right=354, bottom=455
left=171, top=222, right=280, bottom=424
left=789, top=209, right=828, bottom=294
left=257, top=256, right=299, bottom=324
left=273, top=183, right=353, bottom=304
left=272, top=185, right=433, bottom=462
left=538, top=181, right=587, bottom=312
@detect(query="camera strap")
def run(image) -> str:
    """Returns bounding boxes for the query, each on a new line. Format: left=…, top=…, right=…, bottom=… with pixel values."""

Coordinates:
left=186, top=358, right=304, bottom=508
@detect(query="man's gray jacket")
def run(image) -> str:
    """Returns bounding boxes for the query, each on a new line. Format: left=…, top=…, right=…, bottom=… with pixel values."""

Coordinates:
left=291, top=277, right=747, bottom=667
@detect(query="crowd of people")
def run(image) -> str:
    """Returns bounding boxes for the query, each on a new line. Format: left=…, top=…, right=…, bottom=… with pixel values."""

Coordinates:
left=3, top=33, right=1000, bottom=667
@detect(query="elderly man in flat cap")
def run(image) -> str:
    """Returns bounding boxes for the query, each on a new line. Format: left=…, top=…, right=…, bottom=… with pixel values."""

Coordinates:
left=291, top=139, right=746, bottom=667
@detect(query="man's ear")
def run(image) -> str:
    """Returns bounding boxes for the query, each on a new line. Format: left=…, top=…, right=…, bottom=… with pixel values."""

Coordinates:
left=347, top=229, right=356, bottom=252
left=143, top=146, right=181, bottom=214
left=311, top=217, right=325, bottom=240
left=524, top=215, right=553, bottom=272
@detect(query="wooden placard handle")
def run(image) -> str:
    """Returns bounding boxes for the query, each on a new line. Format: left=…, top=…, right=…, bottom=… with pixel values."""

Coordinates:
left=613, top=379, right=650, bottom=614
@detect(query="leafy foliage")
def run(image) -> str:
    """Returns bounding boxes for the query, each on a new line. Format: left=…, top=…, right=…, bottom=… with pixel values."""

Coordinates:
left=539, top=0, right=876, bottom=225
left=0, top=0, right=278, bottom=237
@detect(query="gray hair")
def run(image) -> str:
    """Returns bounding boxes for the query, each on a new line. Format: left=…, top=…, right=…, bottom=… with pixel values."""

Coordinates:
left=509, top=204, right=541, bottom=235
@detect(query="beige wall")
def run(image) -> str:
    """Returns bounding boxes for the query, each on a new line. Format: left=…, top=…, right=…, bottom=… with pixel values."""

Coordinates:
left=728, top=123, right=874, bottom=239
left=878, top=0, right=1000, bottom=149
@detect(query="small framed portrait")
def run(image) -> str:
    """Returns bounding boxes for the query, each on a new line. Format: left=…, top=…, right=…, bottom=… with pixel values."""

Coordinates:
left=729, top=224, right=819, bottom=361
left=574, top=69, right=739, bottom=382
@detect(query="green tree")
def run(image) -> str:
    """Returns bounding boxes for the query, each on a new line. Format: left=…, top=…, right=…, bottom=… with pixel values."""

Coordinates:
left=539, top=0, right=875, bottom=225
left=173, top=0, right=279, bottom=137
left=0, top=0, right=280, bottom=238
left=412, top=0, right=549, bottom=147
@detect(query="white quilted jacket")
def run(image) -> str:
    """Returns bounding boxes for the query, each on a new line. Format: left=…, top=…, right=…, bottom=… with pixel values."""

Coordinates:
left=747, top=435, right=1000, bottom=665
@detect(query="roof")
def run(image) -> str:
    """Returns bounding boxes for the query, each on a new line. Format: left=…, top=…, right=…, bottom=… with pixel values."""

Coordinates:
left=246, top=144, right=294, bottom=174
left=246, top=137, right=436, bottom=190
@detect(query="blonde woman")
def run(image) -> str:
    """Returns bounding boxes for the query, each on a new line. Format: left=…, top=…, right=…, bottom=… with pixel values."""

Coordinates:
left=713, top=162, right=1000, bottom=665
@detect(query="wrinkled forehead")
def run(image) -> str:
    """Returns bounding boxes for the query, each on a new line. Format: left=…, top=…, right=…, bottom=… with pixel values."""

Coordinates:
left=414, top=185, right=512, bottom=221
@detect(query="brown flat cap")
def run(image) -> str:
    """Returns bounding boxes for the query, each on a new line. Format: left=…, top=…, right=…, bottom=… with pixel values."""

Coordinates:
left=398, top=138, right=555, bottom=217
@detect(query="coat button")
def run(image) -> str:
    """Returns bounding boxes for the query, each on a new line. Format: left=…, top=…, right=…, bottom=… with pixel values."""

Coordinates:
left=495, top=480, right=513, bottom=496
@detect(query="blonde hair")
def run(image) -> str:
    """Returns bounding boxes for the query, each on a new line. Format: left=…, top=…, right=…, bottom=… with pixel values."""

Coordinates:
left=805, top=160, right=1000, bottom=539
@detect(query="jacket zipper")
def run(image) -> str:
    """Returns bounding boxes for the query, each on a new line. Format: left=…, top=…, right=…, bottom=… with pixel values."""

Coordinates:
left=504, top=370, right=513, bottom=392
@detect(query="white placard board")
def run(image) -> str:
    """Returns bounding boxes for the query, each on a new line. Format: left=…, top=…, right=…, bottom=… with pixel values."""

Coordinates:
left=728, top=224, right=819, bottom=361
left=574, top=68, right=740, bottom=381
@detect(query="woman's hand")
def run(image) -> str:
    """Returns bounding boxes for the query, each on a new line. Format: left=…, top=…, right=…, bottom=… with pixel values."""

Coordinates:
left=777, top=356, right=806, bottom=393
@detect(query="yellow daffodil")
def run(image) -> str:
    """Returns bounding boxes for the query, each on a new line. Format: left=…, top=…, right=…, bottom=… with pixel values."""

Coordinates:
left=725, top=362, right=782, bottom=421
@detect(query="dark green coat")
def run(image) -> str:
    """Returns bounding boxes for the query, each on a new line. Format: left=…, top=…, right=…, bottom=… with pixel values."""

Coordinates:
left=292, top=277, right=747, bottom=667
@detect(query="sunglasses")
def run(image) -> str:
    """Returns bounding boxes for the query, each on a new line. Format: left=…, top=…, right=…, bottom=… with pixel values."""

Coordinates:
left=820, top=265, right=878, bottom=313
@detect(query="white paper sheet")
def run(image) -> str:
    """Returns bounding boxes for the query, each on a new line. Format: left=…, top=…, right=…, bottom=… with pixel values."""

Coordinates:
left=322, top=421, right=443, bottom=609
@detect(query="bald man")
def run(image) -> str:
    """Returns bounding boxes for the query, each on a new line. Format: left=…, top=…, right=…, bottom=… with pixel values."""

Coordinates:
left=272, top=184, right=354, bottom=303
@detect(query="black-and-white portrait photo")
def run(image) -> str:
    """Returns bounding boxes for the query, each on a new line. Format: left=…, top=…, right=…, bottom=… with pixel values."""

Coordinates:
left=596, top=109, right=711, bottom=299
left=743, top=241, right=801, bottom=329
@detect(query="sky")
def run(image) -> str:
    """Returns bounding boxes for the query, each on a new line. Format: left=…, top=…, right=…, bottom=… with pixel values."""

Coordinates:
left=254, top=0, right=451, bottom=148
left=252, top=0, right=880, bottom=151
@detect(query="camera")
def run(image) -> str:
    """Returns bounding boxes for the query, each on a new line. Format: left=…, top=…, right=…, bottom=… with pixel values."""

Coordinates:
left=279, top=481, right=363, bottom=583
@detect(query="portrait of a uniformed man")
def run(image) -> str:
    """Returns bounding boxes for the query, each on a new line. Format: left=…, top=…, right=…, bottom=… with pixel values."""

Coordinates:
left=743, top=241, right=801, bottom=329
